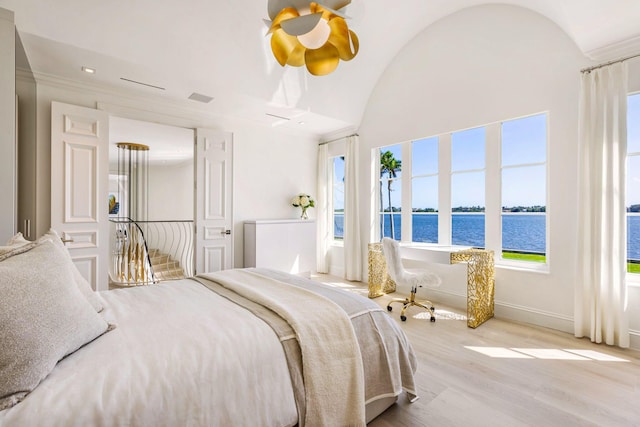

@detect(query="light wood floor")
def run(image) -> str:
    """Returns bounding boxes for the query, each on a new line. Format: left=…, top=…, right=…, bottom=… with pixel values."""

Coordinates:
left=313, top=274, right=640, bottom=427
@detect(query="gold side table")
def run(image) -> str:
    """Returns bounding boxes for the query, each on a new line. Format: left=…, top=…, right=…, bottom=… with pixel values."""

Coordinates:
left=367, top=243, right=396, bottom=298
left=450, top=249, right=495, bottom=328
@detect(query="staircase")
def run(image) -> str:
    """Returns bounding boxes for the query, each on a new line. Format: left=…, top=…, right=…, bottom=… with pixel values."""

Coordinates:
left=148, top=248, right=187, bottom=281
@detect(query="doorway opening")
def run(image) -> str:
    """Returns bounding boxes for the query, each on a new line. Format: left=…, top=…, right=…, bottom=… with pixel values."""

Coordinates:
left=108, top=116, right=195, bottom=286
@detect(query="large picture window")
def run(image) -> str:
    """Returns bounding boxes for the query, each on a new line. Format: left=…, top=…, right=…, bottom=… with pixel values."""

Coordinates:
left=501, top=114, right=547, bottom=263
left=451, top=127, right=485, bottom=247
left=377, top=112, right=548, bottom=267
left=412, top=137, right=438, bottom=243
left=627, top=93, right=640, bottom=273
left=332, top=156, right=345, bottom=240
left=379, top=145, right=402, bottom=240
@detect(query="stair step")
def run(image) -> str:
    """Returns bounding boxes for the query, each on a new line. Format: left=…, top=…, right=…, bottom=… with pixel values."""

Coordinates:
left=150, top=254, right=172, bottom=264
left=154, top=268, right=186, bottom=281
left=152, top=261, right=181, bottom=272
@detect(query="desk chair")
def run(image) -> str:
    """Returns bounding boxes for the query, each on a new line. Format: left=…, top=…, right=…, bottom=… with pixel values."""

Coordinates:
left=381, top=238, right=441, bottom=322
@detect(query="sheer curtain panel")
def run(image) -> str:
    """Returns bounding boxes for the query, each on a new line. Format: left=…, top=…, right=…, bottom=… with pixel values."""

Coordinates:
left=316, top=144, right=331, bottom=273
left=344, top=135, right=362, bottom=281
left=576, top=62, right=630, bottom=347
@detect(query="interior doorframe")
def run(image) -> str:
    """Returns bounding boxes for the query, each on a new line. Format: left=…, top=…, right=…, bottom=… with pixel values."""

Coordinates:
left=96, top=102, right=234, bottom=271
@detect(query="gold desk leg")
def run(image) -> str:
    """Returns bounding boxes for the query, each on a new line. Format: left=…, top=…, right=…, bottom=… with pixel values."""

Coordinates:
left=451, top=249, right=495, bottom=328
left=367, top=243, right=396, bottom=298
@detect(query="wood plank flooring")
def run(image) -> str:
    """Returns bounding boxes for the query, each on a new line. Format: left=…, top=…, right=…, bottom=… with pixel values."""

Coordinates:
left=313, top=274, right=640, bottom=427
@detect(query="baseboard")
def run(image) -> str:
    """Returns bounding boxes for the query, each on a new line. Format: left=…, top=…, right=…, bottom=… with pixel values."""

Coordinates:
left=494, top=301, right=574, bottom=334
left=426, top=289, right=640, bottom=350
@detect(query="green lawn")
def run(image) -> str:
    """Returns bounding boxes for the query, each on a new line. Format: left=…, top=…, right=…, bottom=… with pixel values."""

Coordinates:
left=502, top=251, right=640, bottom=273
left=628, top=263, right=640, bottom=273
left=502, top=251, right=546, bottom=263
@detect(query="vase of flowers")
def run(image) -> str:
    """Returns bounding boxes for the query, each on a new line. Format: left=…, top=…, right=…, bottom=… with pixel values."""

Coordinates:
left=291, top=193, right=315, bottom=219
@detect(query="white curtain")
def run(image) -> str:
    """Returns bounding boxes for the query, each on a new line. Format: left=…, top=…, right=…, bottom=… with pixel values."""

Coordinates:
left=344, top=135, right=362, bottom=281
left=316, top=143, right=331, bottom=273
left=575, top=62, right=629, bottom=347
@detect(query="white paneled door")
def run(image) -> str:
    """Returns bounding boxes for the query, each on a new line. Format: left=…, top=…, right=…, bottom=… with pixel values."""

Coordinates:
left=51, top=102, right=109, bottom=291
left=195, top=129, right=233, bottom=274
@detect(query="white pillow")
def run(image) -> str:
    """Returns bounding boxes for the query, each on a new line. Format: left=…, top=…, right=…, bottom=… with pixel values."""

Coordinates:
left=5, top=230, right=104, bottom=312
left=0, top=240, right=112, bottom=410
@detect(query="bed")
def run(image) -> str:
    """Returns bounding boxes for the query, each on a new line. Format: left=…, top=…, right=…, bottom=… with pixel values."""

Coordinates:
left=0, top=231, right=418, bottom=427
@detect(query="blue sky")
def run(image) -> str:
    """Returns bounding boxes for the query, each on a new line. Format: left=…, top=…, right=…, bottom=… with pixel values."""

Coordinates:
left=380, top=113, right=547, bottom=210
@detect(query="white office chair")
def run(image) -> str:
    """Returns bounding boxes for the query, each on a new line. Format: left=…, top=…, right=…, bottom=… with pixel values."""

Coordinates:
left=381, top=238, right=441, bottom=322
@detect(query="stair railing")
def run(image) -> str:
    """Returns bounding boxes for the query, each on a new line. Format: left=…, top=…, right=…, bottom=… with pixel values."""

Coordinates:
left=109, top=218, right=157, bottom=286
left=141, top=220, right=194, bottom=280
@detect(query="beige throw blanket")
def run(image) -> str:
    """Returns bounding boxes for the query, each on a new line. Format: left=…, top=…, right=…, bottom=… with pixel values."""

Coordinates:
left=200, top=269, right=366, bottom=427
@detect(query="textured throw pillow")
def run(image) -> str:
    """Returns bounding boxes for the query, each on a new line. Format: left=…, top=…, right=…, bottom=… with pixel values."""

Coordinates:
left=0, top=241, right=38, bottom=261
left=0, top=240, right=111, bottom=410
left=5, top=230, right=103, bottom=312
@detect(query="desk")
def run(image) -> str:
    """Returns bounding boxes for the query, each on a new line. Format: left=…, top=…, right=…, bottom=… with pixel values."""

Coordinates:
left=367, top=243, right=495, bottom=328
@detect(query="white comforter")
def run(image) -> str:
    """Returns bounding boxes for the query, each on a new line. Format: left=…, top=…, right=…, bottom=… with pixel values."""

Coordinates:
left=0, top=270, right=418, bottom=427
left=0, top=279, right=298, bottom=427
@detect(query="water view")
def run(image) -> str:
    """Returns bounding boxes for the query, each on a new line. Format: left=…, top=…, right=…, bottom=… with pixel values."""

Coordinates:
left=334, top=213, right=640, bottom=260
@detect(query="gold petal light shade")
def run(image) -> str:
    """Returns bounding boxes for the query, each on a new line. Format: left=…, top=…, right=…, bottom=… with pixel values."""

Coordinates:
left=266, top=1, right=359, bottom=76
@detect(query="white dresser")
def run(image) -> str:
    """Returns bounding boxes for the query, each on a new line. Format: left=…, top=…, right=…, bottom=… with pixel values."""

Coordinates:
left=243, top=219, right=316, bottom=276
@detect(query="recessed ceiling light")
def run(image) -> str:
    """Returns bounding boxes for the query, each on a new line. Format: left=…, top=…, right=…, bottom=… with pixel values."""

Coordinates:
left=81, top=66, right=96, bottom=74
left=298, top=121, right=305, bottom=125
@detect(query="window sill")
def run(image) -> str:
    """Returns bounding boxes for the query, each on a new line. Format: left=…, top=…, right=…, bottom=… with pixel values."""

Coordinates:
left=626, top=273, right=640, bottom=287
left=496, top=259, right=549, bottom=274
left=330, top=240, right=344, bottom=248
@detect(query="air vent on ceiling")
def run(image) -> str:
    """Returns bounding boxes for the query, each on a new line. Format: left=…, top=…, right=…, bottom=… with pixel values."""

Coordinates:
left=188, top=92, right=214, bottom=103
left=120, top=77, right=165, bottom=91
left=265, top=113, right=291, bottom=120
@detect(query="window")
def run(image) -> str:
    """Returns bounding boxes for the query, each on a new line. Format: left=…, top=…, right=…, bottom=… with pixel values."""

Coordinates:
left=627, top=93, right=640, bottom=273
left=376, top=112, right=548, bottom=268
left=412, top=137, right=438, bottom=243
left=332, top=156, right=345, bottom=240
left=379, top=145, right=402, bottom=239
left=501, top=114, right=547, bottom=263
left=451, top=127, right=485, bottom=247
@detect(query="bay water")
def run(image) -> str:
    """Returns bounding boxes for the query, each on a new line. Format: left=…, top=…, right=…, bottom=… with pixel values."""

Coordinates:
left=334, top=213, right=640, bottom=260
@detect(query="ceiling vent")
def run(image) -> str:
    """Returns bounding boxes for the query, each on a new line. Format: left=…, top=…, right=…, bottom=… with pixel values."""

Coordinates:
left=265, top=113, right=291, bottom=121
left=120, top=77, right=165, bottom=91
left=188, top=92, right=214, bottom=103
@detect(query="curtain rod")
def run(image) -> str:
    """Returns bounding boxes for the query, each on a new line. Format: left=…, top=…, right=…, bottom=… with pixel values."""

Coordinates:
left=581, top=52, right=640, bottom=73
left=319, top=133, right=359, bottom=145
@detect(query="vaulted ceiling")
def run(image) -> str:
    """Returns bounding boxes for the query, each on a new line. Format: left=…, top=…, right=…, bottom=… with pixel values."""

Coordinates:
left=2, top=0, right=640, bottom=137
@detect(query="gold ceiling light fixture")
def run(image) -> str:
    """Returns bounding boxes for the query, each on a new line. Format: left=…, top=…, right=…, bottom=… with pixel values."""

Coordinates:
left=265, top=0, right=359, bottom=76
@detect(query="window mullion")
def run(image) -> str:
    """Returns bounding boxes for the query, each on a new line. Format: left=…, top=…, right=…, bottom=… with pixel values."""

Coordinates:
left=439, top=133, right=452, bottom=245
left=401, top=141, right=412, bottom=242
left=485, top=123, right=502, bottom=254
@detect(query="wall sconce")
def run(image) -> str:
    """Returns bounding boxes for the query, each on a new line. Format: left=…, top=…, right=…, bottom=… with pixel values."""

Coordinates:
left=266, top=1, right=359, bottom=76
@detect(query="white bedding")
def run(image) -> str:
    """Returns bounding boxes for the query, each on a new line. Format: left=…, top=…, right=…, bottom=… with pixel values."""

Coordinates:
left=0, top=269, right=417, bottom=427
left=0, top=279, right=298, bottom=427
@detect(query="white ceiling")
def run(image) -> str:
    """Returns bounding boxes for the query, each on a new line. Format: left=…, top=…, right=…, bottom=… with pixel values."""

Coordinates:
left=108, top=116, right=194, bottom=168
left=3, top=0, right=640, bottom=137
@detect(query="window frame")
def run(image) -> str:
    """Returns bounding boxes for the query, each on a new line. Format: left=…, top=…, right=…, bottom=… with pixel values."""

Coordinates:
left=374, top=112, right=550, bottom=272
left=331, top=155, right=345, bottom=243
left=625, top=91, right=640, bottom=280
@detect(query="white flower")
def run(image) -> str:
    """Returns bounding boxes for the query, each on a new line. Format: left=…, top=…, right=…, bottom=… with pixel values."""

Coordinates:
left=299, top=195, right=310, bottom=207
left=291, top=196, right=301, bottom=207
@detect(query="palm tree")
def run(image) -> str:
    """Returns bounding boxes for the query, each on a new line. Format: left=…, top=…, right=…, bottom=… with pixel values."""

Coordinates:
left=380, top=150, right=402, bottom=239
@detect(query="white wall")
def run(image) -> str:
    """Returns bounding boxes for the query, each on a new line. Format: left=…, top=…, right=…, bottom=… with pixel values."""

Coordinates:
left=25, top=78, right=318, bottom=270
left=233, top=124, right=318, bottom=264
left=0, top=7, right=16, bottom=242
left=356, top=5, right=620, bottom=339
left=148, top=161, right=194, bottom=221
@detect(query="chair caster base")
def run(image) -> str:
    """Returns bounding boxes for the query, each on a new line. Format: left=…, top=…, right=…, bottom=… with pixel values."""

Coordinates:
left=430, top=316, right=436, bottom=322
left=400, top=315, right=407, bottom=321
left=387, top=305, right=392, bottom=312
